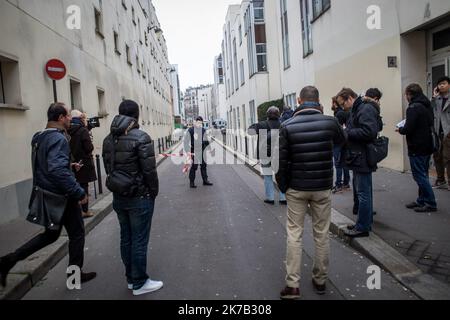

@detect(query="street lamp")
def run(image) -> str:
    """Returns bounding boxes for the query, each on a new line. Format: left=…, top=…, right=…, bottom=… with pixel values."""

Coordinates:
left=148, top=25, right=163, bottom=37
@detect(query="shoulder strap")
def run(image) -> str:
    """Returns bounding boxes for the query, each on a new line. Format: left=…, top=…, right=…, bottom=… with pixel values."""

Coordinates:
left=109, top=137, right=117, bottom=172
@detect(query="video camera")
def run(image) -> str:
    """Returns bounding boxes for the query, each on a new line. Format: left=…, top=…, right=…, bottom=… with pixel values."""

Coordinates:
left=87, top=117, right=101, bottom=130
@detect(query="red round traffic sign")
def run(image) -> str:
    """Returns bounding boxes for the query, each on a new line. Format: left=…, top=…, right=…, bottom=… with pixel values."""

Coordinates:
left=45, top=59, right=66, bottom=80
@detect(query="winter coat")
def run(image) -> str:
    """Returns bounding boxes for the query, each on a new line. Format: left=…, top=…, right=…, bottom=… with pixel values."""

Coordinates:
left=343, top=97, right=383, bottom=173
left=399, top=94, right=434, bottom=156
left=276, top=108, right=346, bottom=193
left=432, top=93, right=450, bottom=137
left=31, top=127, right=85, bottom=200
left=280, top=109, right=294, bottom=123
left=68, top=118, right=97, bottom=184
left=102, top=115, right=159, bottom=199
left=248, top=119, right=281, bottom=161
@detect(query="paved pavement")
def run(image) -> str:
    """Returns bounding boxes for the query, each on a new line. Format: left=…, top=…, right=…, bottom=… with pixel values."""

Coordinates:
left=332, top=168, right=450, bottom=285
left=23, top=143, right=416, bottom=300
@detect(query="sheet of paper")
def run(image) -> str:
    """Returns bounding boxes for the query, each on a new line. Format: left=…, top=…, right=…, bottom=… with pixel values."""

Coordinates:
left=396, top=119, right=406, bottom=128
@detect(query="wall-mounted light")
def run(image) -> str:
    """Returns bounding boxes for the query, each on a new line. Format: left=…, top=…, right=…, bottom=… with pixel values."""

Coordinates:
left=148, top=25, right=163, bottom=37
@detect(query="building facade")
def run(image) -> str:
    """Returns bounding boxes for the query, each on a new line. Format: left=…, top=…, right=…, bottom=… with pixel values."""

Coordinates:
left=0, top=0, right=175, bottom=224
left=218, top=0, right=450, bottom=171
left=212, top=54, right=227, bottom=123
left=183, top=84, right=213, bottom=125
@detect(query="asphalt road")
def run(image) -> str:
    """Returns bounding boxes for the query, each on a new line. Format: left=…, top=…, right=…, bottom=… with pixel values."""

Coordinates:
left=23, top=143, right=417, bottom=300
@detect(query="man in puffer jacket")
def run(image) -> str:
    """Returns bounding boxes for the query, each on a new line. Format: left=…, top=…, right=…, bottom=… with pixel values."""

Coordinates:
left=335, top=88, right=383, bottom=238
left=102, top=100, right=162, bottom=296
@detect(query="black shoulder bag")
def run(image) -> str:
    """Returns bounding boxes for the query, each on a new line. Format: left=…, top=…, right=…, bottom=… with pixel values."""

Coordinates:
left=105, top=138, right=136, bottom=196
left=26, top=132, right=68, bottom=230
left=366, top=112, right=389, bottom=168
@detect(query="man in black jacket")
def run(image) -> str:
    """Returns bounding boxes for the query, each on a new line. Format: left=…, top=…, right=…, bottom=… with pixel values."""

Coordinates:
left=248, top=107, right=286, bottom=205
left=184, top=116, right=213, bottom=188
left=336, top=88, right=383, bottom=238
left=0, top=103, right=96, bottom=288
left=276, top=86, right=346, bottom=299
left=102, top=100, right=162, bottom=296
left=398, top=84, right=437, bottom=212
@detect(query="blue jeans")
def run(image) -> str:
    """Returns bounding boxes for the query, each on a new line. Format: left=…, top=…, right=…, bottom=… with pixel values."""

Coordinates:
left=409, top=155, right=437, bottom=208
left=352, top=172, right=373, bottom=232
left=113, top=195, right=155, bottom=290
left=333, top=145, right=350, bottom=187
left=264, top=175, right=286, bottom=201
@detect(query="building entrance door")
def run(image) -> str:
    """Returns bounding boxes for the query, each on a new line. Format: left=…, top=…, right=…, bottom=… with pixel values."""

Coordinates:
left=427, top=23, right=450, bottom=96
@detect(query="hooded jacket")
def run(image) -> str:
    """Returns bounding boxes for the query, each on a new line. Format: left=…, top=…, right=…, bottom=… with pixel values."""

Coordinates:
left=344, top=97, right=383, bottom=173
left=102, top=115, right=159, bottom=198
left=399, top=94, right=434, bottom=156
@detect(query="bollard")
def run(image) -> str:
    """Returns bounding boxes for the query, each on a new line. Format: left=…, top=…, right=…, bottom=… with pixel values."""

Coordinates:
left=95, top=154, right=103, bottom=195
left=158, top=138, right=161, bottom=154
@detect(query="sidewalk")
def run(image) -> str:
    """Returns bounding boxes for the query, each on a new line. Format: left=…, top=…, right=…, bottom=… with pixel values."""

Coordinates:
left=213, top=137, right=450, bottom=299
left=0, top=141, right=181, bottom=300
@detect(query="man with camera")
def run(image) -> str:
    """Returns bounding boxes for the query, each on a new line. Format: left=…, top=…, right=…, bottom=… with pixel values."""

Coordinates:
left=69, top=110, right=97, bottom=218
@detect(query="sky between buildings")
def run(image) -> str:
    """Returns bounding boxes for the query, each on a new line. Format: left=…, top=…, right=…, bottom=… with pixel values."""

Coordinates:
left=152, top=0, right=240, bottom=92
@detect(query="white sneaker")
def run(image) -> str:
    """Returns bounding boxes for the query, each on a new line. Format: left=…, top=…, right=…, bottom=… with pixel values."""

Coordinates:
left=128, top=283, right=133, bottom=290
left=132, top=279, right=163, bottom=296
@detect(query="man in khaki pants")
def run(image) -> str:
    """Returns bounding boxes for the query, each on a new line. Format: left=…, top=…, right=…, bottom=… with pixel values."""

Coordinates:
left=276, top=86, right=346, bottom=299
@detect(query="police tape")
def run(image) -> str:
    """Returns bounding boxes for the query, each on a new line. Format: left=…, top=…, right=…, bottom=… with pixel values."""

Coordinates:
left=159, top=152, right=195, bottom=158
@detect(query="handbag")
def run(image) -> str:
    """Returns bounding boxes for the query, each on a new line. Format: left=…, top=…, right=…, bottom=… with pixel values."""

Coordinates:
left=430, top=126, right=440, bottom=153
left=26, top=132, right=67, bottom=230
left=366, top=135, right=389, bottom=168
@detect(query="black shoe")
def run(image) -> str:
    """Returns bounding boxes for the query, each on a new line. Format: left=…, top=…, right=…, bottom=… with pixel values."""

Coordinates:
left=279, top=200, right=287, bottom=205
left=312, top=279, right=326, bottom=295
left=0, top=255, right=15, bottom=288
left=344, top=229, right=370, bottom=238
left=203, top=181, right=213, bottom=186
left=190, top=182, right=197, bottom=188
left=406, top=202, right=422, bottom=209
left=264, top=200, right=275, bottom=205
left=414, top=206, right=437, bottom=213
left=280, top=286, right=300, bottom=300
left=80, top=272, right=97, bottom=284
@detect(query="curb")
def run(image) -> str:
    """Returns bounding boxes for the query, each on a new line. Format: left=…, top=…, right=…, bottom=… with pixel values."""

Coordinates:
left=0, top=141, right=181, bottom=300
left=213, top=138, right=450, bottom=300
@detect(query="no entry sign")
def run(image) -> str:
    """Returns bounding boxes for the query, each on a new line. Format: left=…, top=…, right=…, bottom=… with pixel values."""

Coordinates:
left=45, top=59, right=66, bottom=80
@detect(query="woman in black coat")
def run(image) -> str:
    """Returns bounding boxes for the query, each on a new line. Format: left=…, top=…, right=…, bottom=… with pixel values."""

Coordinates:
left=69, top=113, right=97, bottom=218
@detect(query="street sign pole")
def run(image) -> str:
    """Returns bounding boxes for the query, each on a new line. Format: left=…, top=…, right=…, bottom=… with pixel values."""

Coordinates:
left=53, top=79, right=57, bottom=102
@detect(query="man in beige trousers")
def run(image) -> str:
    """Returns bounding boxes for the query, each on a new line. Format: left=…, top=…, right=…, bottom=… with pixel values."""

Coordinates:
left=276, top=86, right=346, bottom=299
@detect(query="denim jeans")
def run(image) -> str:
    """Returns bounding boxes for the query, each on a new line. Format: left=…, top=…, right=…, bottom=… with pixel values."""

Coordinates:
left=113, top=195, right=155, bottom=290
left=409, top=155, right=437, bottom=208
left=352, top=172, right=373, bottom=233
left=264, top=175, right=286, bottom=201
left=333, top=145, right=350, bottom=187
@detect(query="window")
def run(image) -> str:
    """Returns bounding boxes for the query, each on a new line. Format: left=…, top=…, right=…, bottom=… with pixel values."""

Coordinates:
left=114, top=31, right=120, bottom=54
left=94, top=7, right=104, bottom=38
left=312, top=0, right=330, bottom=20
left=240, top=59, right=245, bottom=86
left=132, top=7, right=136, bottom=25
left=239, top=25, right=243, bottom=45
left=253, top=0, right=265, bottom=23
left=280, top=0, right=290, bottom=68
left=233, top=38, right=239, bottom=91
left=245, top=6, right=256, bottom=76
left=0, top=56, right=21, bottom=106
left=433, top=27, right=450, bottom=51
left=256, top=43, right=267, bottom=72
left=126, top=45, right=132, bottom=65
left=122, top=0, right=127, bottom=10
left=285, top=93, right=297, bottom=108
left=249, top=100, right=256, bottom=124
left=69, top=79, right=82, bottom=110
left=301, top=0, right=313, bottom=57
left=136, top=55, right=140, bottom=73
left=138, top=18, right=142, bottom=44
left=97, top=88, right=106, bottom=116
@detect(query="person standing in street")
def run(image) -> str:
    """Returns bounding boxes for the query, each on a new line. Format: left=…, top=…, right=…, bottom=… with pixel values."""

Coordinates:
left=184, top=116, right=213, bottom=188
left=0, top=103, right=96, bottom=288
left=69, top=110, right=97, bottom=219
left=102, top=100, right=162, bottom=296
left=431, top=76, right=450, bottom=191
left=335, top=88, right=383, bottom=238
left=280, top=105, right=294, bottom=124
left=249, top=107, right=287, bottom=205
left=398, top=84, right=437, bottom=212
left=276, top=86, right=346, bottom=299
left=331, top=96, right=351, bottom=193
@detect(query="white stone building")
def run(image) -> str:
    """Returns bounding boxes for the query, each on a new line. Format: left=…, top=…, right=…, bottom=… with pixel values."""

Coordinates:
left=219, top=0, right=450, bottom=170
left=212, top=54, right=227, bottom=123
left=0, top=0, right=175, bottom=224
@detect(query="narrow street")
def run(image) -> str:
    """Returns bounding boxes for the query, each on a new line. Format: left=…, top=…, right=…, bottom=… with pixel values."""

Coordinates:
left=23, top=143, right=416, bottom=300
